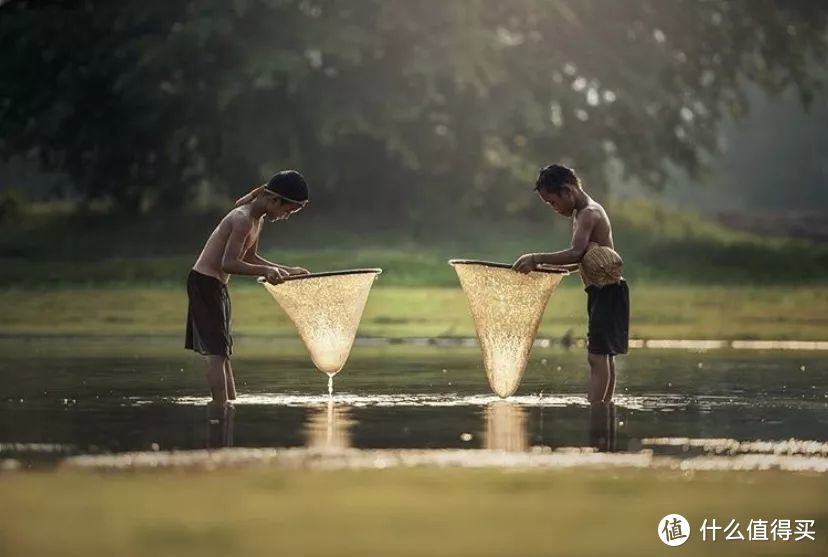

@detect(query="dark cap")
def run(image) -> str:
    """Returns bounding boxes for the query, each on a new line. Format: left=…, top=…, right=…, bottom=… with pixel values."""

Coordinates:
left=265, top=170, right=309, bottom=204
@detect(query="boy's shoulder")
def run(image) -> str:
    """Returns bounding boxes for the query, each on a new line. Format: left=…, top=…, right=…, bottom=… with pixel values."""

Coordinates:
left=586, top=199, right=611, bottom=220
left=223, top=207, right=254, bottom=229
left=577, top=202, right=606, bottom=222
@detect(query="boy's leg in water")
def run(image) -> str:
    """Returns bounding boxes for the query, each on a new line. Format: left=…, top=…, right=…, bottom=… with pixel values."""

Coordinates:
left=206, top=355, right=228, bottom=404
left=603, top=355, right=617, bottom=403
left=223, top=404, right=235, bottom=446
left=589, top=401, right=617, bottom=452
left=206, top=402, right=234, bottom=447
left=224, top=359, right=237, bottom=400
left=587, top=353, right=611, bottom=403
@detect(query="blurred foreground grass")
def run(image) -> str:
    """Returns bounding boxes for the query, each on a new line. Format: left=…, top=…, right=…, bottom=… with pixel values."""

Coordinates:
left=1, top=467, right=825, bottom=557
left=1, top=284, right=827, bottom=340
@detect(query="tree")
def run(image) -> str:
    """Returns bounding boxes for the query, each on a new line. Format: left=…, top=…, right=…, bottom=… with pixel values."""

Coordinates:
left=1, top=0, right=826, bottom=217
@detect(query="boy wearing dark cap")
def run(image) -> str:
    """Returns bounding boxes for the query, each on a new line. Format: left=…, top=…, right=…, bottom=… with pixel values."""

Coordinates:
left=513, top=164, right=629, bottom=403
left=186, top=170, right=310, bottom=404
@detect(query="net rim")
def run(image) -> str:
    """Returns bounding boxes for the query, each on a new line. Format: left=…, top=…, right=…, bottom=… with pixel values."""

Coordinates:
left=448, top=259, right=570, bottom=274
left=258, top=268, right=382, bottom=284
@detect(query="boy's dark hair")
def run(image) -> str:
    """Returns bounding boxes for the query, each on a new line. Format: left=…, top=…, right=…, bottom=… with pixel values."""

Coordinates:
left=534, top=164, right=580, bottom=194
left=266, top=170, right=309, bottom=204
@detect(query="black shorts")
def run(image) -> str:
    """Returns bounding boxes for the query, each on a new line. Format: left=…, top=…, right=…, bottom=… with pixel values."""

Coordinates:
left=185, top=270, right=233, bottom=357
left=586, top=280, right=629, bottom=356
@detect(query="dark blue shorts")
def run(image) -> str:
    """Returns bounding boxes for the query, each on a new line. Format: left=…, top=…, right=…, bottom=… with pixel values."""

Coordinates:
left=586, top=280, right=629, bottom=356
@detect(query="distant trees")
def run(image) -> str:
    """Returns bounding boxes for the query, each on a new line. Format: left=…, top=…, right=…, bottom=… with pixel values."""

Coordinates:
left=2, top=0, right=825, bottom=217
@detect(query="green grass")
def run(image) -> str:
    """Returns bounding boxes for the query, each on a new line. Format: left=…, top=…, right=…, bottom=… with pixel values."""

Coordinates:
left=0, top=467, right=825, bottom=556
left=1, top=200, right=826, bottom=340
left=1, top=283, right=827, bottom=340
left=1, top=199, right=827, bottom=287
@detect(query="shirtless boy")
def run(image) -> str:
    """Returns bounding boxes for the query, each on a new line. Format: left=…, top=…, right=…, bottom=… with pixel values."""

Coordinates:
left=513, top=164, right=629, bottom=403
left=185, top=170, right=310, bottom=404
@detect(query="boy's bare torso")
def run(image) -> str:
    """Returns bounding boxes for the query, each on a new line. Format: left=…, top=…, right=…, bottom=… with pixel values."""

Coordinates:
left=575, top=199, right=615, bottom=250
left=193, top=207, right=262, bottom=283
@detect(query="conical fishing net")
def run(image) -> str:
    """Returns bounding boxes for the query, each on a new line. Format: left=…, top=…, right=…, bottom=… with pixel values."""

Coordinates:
left=262, top=269, right=381, bottom=375
left=450, top=260, right=566, bottom=397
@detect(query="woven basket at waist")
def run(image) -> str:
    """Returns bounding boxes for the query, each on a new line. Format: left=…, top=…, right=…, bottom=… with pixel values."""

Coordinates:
left=579, top=243, right=623, bottom=287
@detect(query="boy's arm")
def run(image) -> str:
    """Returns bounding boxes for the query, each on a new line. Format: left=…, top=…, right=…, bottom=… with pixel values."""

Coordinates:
left=222, top=219, right=285, bottom=280
left=548, top=263, right=580, bottom=272
left=513, top=210, right=597, bottom=273
left=243, top=237, right=280, bottom=267
left=244, top=237, right=309, bottom=275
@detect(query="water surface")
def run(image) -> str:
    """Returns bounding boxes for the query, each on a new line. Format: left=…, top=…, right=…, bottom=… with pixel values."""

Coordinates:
left=1, top=338, right=825, bottom=467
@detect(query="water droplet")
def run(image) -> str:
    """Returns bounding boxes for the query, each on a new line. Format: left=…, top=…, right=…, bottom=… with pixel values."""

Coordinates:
left=460, top=433, right=473, bottom=442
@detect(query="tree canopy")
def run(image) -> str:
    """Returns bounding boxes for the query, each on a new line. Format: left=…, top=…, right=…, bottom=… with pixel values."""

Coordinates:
left=1, top=0, right=826, bottom=218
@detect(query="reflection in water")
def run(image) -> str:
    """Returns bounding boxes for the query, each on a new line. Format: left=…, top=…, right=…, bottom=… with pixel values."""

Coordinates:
left=305, top=401, right=354, bottom=451
left=483, top=401, right=617, bottom=453
left=589, top=402, right=616, bottom=452
left=206, top=403, right=235, bottom=448
left=483, top=402, right=528, bottom=452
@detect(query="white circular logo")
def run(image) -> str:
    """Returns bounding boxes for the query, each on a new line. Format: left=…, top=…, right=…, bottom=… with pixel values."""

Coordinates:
left=658, top=514, right=690, bottom=546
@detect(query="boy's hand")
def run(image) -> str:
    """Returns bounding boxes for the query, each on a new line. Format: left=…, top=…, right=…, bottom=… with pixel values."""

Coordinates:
left=512, top=254, right=537, bottom=274
left=285, top=266, right=310, bottom=276
left=264, top=267, right=288, bottom=284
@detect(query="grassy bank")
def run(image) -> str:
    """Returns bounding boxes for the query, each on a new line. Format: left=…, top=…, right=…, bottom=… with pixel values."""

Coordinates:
left=1, top=467, right=825, bottom=557
left=2, top=284, right=827, bottom=340
left=2, top=200, right=827, bottom=340
left=1, top=200, right=827, bottom=287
